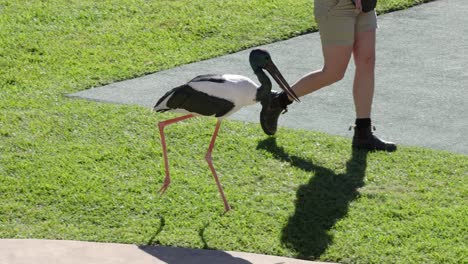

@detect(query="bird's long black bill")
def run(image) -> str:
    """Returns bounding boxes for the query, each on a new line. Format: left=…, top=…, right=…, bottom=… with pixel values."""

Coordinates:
left=266, top=62, right=300, bottom=102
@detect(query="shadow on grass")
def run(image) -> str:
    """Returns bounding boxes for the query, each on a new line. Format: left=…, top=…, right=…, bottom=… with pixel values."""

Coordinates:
left=139, top=245, right=253, bottom=264
left=141, top=218, right=252, bottom=264
left=199, top=221, right=212, bottom=250
left=145, top=215, right=166, bottom=245
left=256, top=137, right=368, bottom=260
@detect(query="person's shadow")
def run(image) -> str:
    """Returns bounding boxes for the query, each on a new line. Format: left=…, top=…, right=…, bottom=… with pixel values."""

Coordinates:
left=256, top=137, right=368, bottom=260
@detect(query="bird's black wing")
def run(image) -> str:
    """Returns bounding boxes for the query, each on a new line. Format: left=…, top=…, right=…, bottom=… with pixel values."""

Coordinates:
left=165, top=84, right=235, bottom=117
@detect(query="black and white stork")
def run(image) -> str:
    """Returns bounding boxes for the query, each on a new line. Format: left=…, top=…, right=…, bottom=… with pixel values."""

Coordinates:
left=153, top=49, right=299, bottom=212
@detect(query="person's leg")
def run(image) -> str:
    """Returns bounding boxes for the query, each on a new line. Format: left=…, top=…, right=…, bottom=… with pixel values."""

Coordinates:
left=260, top=0, right=359, bottom=135
left=290, top=44, right=354, bottom=98
left=260, top=45, right=353, bottom=135
left=352, top=29, right=376, bottom=119
left=351, top=26, right=396, bottom=151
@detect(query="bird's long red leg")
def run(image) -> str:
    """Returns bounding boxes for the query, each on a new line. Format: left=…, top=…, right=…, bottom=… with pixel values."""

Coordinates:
left=205, top=120, right=231, bottom=212
left=157, top=114, right=194, bottom=195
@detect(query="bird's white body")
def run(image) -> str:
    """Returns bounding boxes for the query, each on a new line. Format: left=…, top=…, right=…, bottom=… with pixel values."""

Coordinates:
left=154, top=74, right=259, bottom=119
left=191, top=74, right=258, bottom=105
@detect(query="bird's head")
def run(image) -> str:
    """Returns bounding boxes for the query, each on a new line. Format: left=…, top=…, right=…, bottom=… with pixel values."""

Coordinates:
left=249, top=49, right=300, bottom=103
left=249, top=49, right=273, bottom=73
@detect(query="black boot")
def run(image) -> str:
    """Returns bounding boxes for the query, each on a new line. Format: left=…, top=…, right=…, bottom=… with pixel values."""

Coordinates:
left=351, top=123, right=397, bottom=152
left=260, top=91, right=292, bottom=135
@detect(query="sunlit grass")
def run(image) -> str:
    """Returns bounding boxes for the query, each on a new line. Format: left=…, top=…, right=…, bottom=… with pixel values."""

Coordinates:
left=1, top=0, right=466, bottom=263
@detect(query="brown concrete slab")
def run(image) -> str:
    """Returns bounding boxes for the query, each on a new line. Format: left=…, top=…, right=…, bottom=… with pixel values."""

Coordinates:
left=0, top=239, right=335, bottom=264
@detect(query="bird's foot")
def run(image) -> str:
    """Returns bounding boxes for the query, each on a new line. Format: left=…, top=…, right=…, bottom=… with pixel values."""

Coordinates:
left=158, top=177, right=171, bottom=195
left=223, top=202, right=232, bottom=212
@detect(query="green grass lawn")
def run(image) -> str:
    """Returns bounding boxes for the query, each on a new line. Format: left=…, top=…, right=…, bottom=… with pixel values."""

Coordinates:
left=1, top=0, right=467, bottom=263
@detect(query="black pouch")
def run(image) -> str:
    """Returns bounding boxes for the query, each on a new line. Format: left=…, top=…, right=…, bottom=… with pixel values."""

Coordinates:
left=351, top=0, right=377, bottom=13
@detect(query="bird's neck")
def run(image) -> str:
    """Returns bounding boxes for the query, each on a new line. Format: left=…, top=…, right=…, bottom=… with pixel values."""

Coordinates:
left=254, top=69, right=272, bottom=103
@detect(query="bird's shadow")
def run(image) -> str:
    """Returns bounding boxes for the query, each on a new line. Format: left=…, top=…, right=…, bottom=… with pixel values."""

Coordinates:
left=141, top=219, right=252, bottom=264
left=143, top=215, right=211, bottom=249
left=145, top=215, right=166, bottom=246
left=256, top=137, right=368, bottom=260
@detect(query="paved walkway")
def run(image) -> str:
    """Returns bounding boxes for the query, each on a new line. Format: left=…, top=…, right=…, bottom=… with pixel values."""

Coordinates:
left=70, top=0, right=468, bottom=155
left=0, top=239, right=332, bottom=264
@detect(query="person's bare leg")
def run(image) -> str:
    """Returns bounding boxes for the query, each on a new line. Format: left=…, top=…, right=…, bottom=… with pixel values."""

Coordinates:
left=353, top=30, right=376, bottom=119
left=290, top=44, right=354, bottom=98
left=351, top=29, right=396, bottom=151
left=260, top=44, right=354, bottom=135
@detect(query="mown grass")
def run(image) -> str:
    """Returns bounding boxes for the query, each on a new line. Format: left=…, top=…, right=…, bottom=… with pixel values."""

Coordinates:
left=1, top=0, right=466, bottom=263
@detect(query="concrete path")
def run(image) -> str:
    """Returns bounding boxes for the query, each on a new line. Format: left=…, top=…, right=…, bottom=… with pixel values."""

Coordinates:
left=0, top=239, right=332, bottom=264
left=70, top=0, right=468, bottom=155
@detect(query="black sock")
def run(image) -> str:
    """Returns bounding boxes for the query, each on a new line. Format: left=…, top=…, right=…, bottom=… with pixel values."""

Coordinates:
left=355, top=118, right=371, bottom=129
left=279, top=92, right=293, bottom=108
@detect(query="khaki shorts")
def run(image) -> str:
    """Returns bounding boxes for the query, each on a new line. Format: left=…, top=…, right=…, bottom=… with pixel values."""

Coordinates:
left=314, top=0, right=377, bottom=46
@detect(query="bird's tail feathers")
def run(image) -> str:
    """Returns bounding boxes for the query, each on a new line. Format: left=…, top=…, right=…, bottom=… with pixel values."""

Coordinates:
left=153, top=87, right=178, bottom=112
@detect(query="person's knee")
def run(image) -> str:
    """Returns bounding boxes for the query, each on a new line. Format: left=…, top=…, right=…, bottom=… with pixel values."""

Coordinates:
left=332, top=70, right=346, bottom=82
left=323, top=66, right=346, bottom=84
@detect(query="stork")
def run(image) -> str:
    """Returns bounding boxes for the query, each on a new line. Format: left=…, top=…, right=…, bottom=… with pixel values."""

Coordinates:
left=153, top=49, right=299, bottom=212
